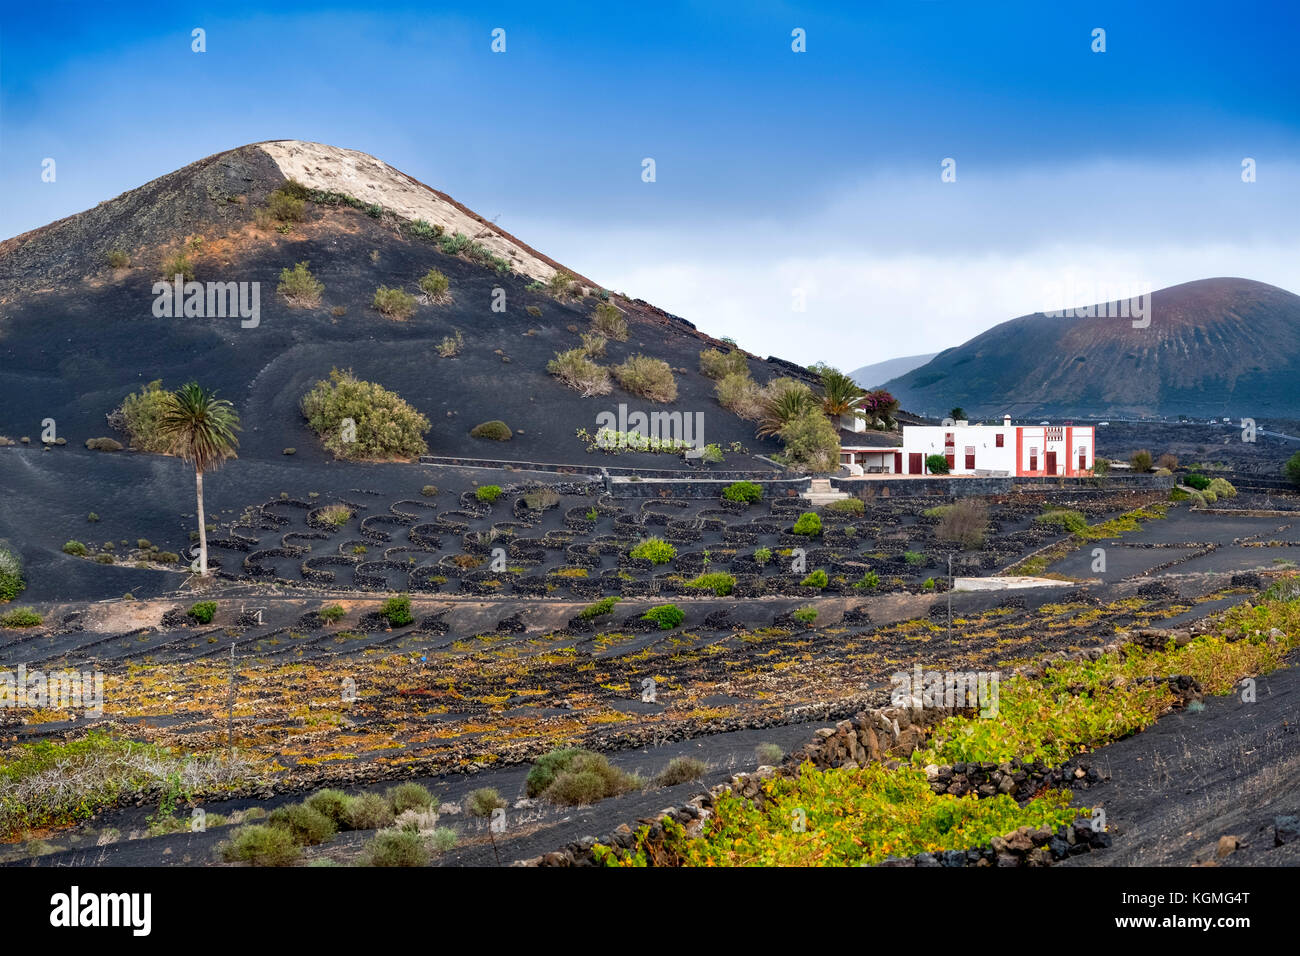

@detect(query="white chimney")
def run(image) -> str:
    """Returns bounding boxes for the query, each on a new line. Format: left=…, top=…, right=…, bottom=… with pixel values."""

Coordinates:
left=1003, top=415, right=1011, bottom=427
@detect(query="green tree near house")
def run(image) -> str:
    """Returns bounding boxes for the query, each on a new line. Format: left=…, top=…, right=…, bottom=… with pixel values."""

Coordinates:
left=155, top=383, right=241, bottom=575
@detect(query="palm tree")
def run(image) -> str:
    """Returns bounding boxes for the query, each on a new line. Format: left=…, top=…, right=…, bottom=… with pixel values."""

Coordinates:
left=757, top=378, right=816, bottom=437
left=156, top=382, right=241, bottom=575
left=818, top=366, right=864, bottom=422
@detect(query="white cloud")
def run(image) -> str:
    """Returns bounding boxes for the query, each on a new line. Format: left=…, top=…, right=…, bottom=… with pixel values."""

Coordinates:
left=511, top=160, right=1300, bottom=369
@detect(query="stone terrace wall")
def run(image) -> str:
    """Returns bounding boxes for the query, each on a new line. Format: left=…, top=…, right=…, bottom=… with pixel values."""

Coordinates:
left=832, top=474, right=1175, bottom=499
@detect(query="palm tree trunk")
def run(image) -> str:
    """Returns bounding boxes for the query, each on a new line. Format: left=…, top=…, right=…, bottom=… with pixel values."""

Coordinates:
left=195, top=467, right=208, bottom=575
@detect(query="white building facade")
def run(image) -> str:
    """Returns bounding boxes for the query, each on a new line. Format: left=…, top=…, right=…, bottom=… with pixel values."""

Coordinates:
left=842, top=417, right=1096, bottom=477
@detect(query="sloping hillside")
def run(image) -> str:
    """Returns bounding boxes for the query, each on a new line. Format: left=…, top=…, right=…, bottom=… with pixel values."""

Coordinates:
left=883, top=278, right=1300, bottom=418
left=0, top=141, right=796, bottom=466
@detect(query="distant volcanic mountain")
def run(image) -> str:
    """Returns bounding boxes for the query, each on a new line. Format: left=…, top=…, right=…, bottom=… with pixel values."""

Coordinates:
left=0, top=141, right=804, bottom=465
left=849, top=353, right=937, bottom=390
left=882, top=278, right=1300, bottom=419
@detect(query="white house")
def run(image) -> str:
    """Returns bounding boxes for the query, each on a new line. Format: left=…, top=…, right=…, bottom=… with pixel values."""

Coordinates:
left=842, top=417, right=1096, bottom=476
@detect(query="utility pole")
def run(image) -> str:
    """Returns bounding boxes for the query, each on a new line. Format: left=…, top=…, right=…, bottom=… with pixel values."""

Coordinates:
left=227, top=641, right=237, bottom=757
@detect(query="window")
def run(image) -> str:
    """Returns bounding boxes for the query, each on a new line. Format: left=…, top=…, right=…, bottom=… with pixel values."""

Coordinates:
left=995, top=434, right=1004, bottom=448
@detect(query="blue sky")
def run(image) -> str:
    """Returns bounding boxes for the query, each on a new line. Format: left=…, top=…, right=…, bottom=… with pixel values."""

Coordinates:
left=3, top=1, right=1299, bottom=367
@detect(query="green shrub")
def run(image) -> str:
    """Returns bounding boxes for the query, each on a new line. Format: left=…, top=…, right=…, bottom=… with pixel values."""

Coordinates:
left=722, top=481, right=763, bottom=504
left=300, top=368, right=430, bottom=460
left=579, top=597, right=620, bottom=619
left=792, top=512, right=822, bottom=536
left=547, top=348, right=612, bottom=396
left=85, top=437, right=123, bottom=452
left=1208, top=477, right=1237, bottom=499
left=1184, top=473, right=1210, bottom=490
left=1285, top=451, right=1300, bottom=487
left=465, top=787, right=507, bottom=819
left=922, top=577, right=937, bottom=590
left=793, top=606, right=818, bottom=625
left=318, top=503, right=352, bottom=527
left=525, top=747, right=590, bottom=797
left=654, top=756, right=707, bottom=787
left=1092, top=458, right=1111, bottom=477
left=1035, top=509, right=1088, bottom=534
left=106, top=249, right=131, bottom=268
left=475, top=485, right=503, bottom=503
left=114, top=380, right=173, bottom=452
left=684, top=572, right=736, bottom=596
left=642, top=604, right=685, bottom=630
left=1130, top=449, right=1153, bottom=473
left=317, top=604, right=345, bottom=624
left=544, top=752, right=640, bottom=806
left=267, top=189, right=305, bottom=222
left=925, top=454, right=950, bottom=475
left=590, top=302, right=628, bottom=341
left=372, top=285, right=416, bottom=320
left=187, top=601, right=217, bottom=625
left=63, top=541, right=89, bottom=556
left=220, top=825, right=301, bottom=866
left=800, top=569, right=828, bottom=589
left=267, top=803, right=337, bottom=845
left=699, top=348, right=748, bottom=380
left=755, top=743, right=784, bottom=766
left=0, top=607, right=42, bottom=628
left=407, top=218, right=444, bottom=241
left=828, top=497, right=864, bottom=514
left=612, top=354, right=677, bottom=402
left=0, top=546, right=24, bottom=606
left=753, top=547, right=772, bottom=567
left=380, top=593, right=414, bottom=627
left=418, top=268, right=450, bottom=301
left=715, top=372, right=765, bottom=420
left=777, top=410, right=841, bottom=473
left=304, top=788, right=353, bottom=824
left=87, top=513, right=100, bottom=522
left=470, top=420, right=512, bottom=441
left=437, top=329, right=463, bottom=357
left=630, top=537, right=676, bottom=564
left=420, top=485, right=438, bottom=497
left=386, top=782, right=435, bottom=814
left=854, top=570, right=881, bottom=591
left=277, top=261, right=324, bottom=307
left=903, top=551, right=925, bottom=566
left=343, top=792, right=395, bottom=831
left=364, top=829, right=428, bottom=867
left=548, top=270, right=575, bottom=296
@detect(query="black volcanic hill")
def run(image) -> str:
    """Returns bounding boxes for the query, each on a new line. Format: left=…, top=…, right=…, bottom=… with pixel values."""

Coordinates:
left=883, top=278, right=1300, bottom=419
left=0, top=141, right=800, bottom=467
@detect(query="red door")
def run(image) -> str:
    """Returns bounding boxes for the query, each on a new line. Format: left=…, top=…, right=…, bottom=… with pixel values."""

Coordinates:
left=909, top=453, right=923, bottom=474
left=964, top=448, right=975, bottom=470
left=1045, top=451, right=1057, bottom=475
left=945, top=454, right=955, bottom=471
left=1029, top=453, right=1038, bottom=472
left=894, top=452, right=902, bottom=474
left=1078, top=452, right=1087, bottom=471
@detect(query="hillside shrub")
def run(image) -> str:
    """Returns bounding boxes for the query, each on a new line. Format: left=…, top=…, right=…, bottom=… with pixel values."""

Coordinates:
left=684, top=572, right=736, bottom=596
left=800, top=569, right=828, bottom=589
left=1208, top=477, right=1237, bottom=499
left=630, top=537, right=676, bottom=564
left=277, top=261, right=324, bottom=307
left=0, top=608, right=42, bottom=628
left=106, top=249, right=131, bottom=268
left=303, top=789, right=353, bottom=825
left=590, top=302, right=628, bottom=341
left=854, top=570, right=880, bottom=590
left=418, top=268, right=450, bottom=301
left=579, top=597, right=620, bottom=619
left=319, top=604, right=345, bottom=623
left=642, top=604, right=685, bottom=630
left=547, top=348, right=612, bottom=397
left=475, top=485, right=503, bottom=503
left=1035, top=509, right=1087, bottom=534
left=267, top=188, right=305, bottom=222
left=522, top=488, right=561, bottom=510
left=715, top=372, right=765, bottom=420
left=654, top=757, right=707, bottom=787
left=699, top=348, right=748, bottom=380
left=343, top=793, right=395, bottom=831
left=793, top=512, right=822, bottom=536
left=188, top=601, right=217, bottom=624
left=62, top=541, right=88, bottom=556
left=220, top=825, right=300, bottom=866
left=722, top=481, right=762, bottom=504
left=828, top=497, right=864, bottom=514
left=364, top=829, right=428, bottom=867
left=267, top=803, right=337, bottom=845
left=925, top=454, right=950, bottom=475
left=580, top=330, right=607, bottom=358
left=1184, top=473, right=1211, bottom=490
left=1156, top=453, right=1180, bottom=471
left=160, top=251, right=195, bottom=281
left=386, top=782, right=435, bottom=814
left=1130, top=449, right=1153, bottom=473
left=300, top=368, right=430, bottom=460
left=85, top=437, right=123, bottom=452
left=544, top=752, right=640, bottom=806
left=612, top=354, right=677, bottom=402
left=113, top=380, right=173, bottom=453
left=380, top=593, right=414, bottom=627
left=372, top=285, right=416, bottom=320
left=470, top=420, right=512, bottom=441
left=793, top=606, right=818, bottom=625
left=778, top=410, right=841, bottom=473
left=1285, top=452, right=1300, bottom=487
left=437, top=329, right=463, bottom=357
left=0, top=546, right=26, bottom=602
